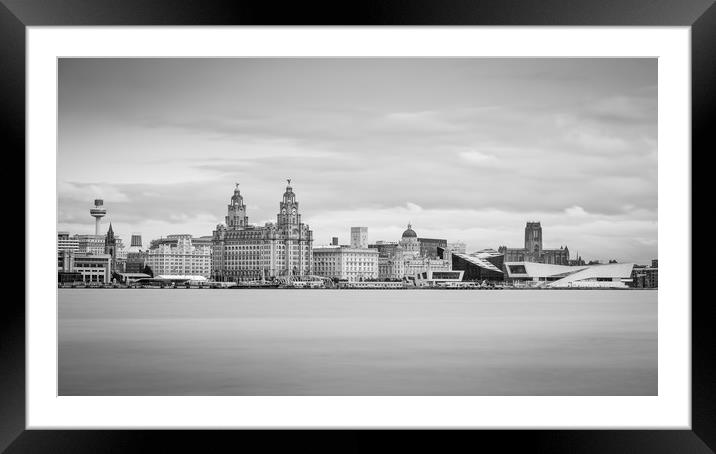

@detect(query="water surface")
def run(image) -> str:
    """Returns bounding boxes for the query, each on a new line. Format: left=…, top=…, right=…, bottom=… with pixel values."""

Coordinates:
left=58, top=289, right=657, bottom=395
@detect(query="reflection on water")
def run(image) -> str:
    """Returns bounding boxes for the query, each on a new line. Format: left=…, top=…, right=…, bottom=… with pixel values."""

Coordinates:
left=58, top=289, right=657, bottom=396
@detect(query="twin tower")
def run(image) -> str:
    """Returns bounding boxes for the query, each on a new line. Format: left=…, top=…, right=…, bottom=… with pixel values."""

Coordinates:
left=225, top=179, right=302, bottom=231
left=212, top=181, right=313, bottom=281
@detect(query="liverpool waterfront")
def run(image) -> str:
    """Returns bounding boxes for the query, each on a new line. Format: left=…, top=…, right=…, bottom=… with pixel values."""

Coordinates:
left=59, top=289, right=657, bottom=396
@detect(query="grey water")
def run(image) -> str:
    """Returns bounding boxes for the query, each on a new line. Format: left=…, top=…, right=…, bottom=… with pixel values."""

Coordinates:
left=58, top=289, right=657, bottom=396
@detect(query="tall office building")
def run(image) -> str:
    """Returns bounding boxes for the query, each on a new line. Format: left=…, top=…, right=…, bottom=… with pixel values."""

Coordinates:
left=130, top=233, right=143, bottom=248
left=212, top=181, right=314, bottom=282
left=350, top=227, right=368, bottom=249
left=125, top=233, right=146, bottom=274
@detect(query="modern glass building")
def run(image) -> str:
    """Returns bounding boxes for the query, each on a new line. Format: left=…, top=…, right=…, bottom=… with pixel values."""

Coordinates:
left=442, top=248, right=505, bottom=283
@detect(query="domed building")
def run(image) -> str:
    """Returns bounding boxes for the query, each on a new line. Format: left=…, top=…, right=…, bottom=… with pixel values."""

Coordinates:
left=375, top=222, right=452, bottom=281
left=399, top=223, right=420, bottom=256
left=401, top=223, right=417, bottom=238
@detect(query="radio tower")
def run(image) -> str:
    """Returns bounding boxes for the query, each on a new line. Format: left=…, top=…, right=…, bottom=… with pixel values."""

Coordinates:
left=90, top=199, right=107, bottom=235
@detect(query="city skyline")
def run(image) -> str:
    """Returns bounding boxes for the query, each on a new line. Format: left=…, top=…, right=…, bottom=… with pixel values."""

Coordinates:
left=58, top=58, right=657, bottom=263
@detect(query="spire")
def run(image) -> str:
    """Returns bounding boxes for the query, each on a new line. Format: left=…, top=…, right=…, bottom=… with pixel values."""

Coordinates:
left=107, top=223, right=114, bottom=235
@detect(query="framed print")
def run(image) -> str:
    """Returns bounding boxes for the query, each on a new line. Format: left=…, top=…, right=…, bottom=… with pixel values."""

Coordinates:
left=5, top=0, right=713, bottom=452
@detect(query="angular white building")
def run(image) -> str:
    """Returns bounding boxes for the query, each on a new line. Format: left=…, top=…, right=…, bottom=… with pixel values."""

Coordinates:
left=504, top=262, right=635, bottom=288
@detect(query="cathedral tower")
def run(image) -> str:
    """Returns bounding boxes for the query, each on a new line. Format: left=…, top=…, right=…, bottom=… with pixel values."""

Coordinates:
left=524, top=221, right=543, bottom=256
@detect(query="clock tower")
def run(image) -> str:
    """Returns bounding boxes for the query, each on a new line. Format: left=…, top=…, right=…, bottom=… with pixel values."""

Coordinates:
left=226, top=183, right=248, bottom=230
left=277, top=179, right=301, bottom=227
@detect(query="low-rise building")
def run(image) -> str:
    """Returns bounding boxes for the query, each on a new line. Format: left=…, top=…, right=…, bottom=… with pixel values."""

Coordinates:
left=503, top=262, right=635, bottom=288
left=145, top=234, right=212, bottom=278
left=414, top=270, right=465, bottom=287
left=448, top=248, right=505, bottom=283
left=630, top=265, right=658, bottom=288
left=57, top=251, right=112, bottom=284
left=313, top=246, right=379, bottom=282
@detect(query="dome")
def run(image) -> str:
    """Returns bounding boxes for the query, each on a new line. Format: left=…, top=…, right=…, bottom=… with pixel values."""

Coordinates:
left=401, top=223, right=417, bottom=238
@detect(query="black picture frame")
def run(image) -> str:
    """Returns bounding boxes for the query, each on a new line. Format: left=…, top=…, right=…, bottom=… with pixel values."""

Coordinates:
left=5, top=0, right=712, bottom=452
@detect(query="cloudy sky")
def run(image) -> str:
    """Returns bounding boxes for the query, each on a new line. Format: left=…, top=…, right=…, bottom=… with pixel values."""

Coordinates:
left=58, top=58, right=657, bottom=263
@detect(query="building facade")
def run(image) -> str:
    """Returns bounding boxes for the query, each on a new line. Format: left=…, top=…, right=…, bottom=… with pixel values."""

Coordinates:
left=57, top=232, right=80, bottom=253
left=124, top=233, right=146, bottom=274
left=630, top=264, right=658, bottom=288
left=146, top=234, right=212, bottom=278
left=448, top=248, right=505, bottom=283
left=371, top=224, right=451, bottom=280
left=125, top=251, right=147, bottom=274
left=504, top=262, right=635, bottom=288
left=498, top=222, right=570, bottom=265
left=75, top=234, right=106, bottom=255
left=446, top=241, right=467, bottom=254
left=58, top=251, right=112, bottom=284
left=313, top=246, right=379, bottom=282
left=369, top=241, right=399, bottom=258
left=211, top=181, right=314, bottom=282
left=350, top=227, right=368, bottom=249
left=418, top=238, right=448, bottom=259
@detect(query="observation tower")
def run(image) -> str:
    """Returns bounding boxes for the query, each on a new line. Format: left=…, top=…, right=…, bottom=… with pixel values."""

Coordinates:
left=90, top=199, right=107, bottom=235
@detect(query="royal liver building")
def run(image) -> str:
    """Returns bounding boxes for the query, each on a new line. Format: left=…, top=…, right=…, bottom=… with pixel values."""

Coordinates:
left=211, top=180, right=313, bottom=282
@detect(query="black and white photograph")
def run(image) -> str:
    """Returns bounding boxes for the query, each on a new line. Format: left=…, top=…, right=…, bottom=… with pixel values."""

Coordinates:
left=2, top=0, right=710, bottom=449
left=56, top=57, right=659, bottom=396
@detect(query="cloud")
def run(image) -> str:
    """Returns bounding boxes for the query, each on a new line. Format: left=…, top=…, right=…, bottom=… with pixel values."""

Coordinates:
left=565, top=205, right=588, bottom=217
left=57, top=58, right=658, bottom=264
left=58, top=182, right=130, bottom=203
left=587, top=95, right=657, bottom=124
left=564, top=129, right=631, bottom=153
left=458, top=150, right=500, bottom=167
left=405, top=202, right=423, bottom=212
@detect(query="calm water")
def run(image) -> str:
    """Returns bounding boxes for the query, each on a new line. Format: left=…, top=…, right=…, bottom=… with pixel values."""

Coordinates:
left=58, top=289, right=657, bottom=396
